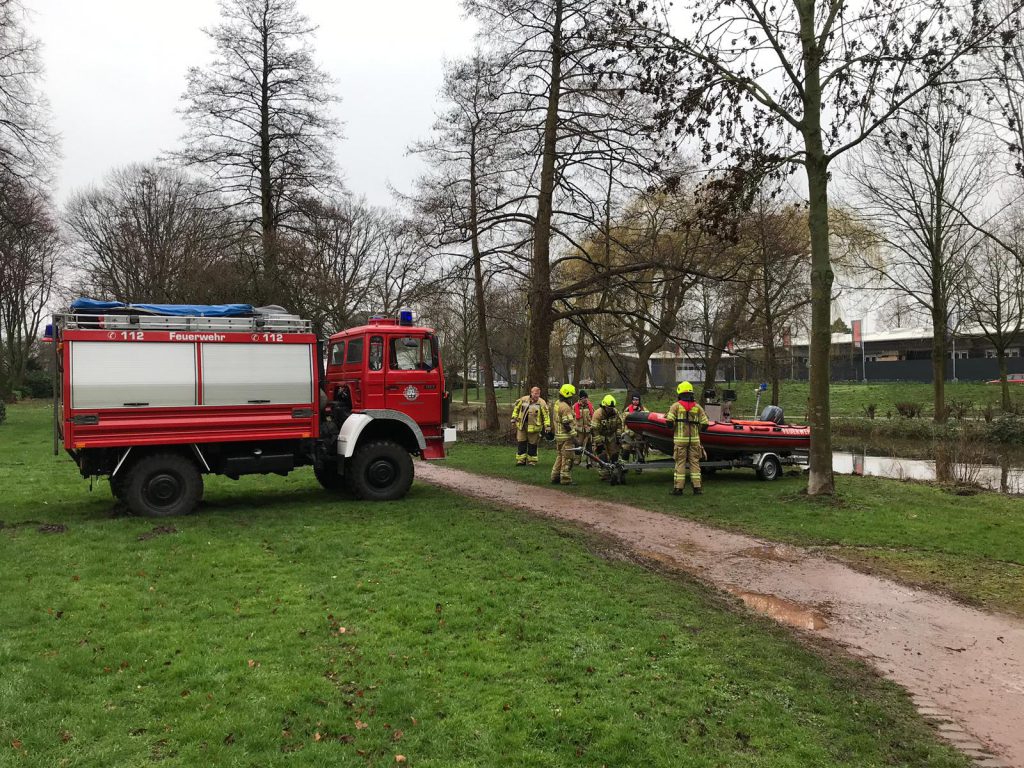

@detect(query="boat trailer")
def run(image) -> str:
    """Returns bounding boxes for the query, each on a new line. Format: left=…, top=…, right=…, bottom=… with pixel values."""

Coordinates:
left=577, top=445, right=808, bottom=486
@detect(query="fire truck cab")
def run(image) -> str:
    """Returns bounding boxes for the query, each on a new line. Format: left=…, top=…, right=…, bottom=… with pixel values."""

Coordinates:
left=51, top=299, right=454, bottom=517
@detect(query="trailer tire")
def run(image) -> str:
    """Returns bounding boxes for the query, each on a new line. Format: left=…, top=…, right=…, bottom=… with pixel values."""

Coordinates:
left=757, top=455, right=782, bottom=482
left=347, top=440, right=414, bottom=501
left=123, top=453, right=203, bottom=517
left=314, top=459, right=347, bottom=493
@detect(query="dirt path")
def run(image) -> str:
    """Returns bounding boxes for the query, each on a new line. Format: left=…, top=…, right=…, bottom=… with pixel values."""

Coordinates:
left=418, top=463, right=1024, bottom=768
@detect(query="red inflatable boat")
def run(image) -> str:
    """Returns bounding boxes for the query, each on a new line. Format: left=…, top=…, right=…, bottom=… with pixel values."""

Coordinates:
left=624, top=411, right=810, bottom=459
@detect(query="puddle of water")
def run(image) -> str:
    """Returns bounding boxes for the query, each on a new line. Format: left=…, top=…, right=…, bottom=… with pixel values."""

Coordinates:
left=729, top=589, right=828, bottom=630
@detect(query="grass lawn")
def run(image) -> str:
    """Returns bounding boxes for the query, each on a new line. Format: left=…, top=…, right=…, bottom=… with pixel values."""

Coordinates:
left=0, top=403, right=974, bottom=766
left=445, top=442, right=1024, bottom=619
left=454, top=381, right=1024, bottom=421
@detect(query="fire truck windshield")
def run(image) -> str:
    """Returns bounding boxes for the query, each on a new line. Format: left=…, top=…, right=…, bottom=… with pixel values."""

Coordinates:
left=390, top=336, right=436, bottom=371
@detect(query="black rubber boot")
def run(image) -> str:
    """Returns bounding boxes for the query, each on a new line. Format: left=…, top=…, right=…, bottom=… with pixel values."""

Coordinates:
left=693, top=486, right=703, bottom=495
left=671, top=488, right=683, bottom=496
left=550, top=478, right=561, bottom=485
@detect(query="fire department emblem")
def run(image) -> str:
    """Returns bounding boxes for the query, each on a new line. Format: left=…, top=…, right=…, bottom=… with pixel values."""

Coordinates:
left=403, top=385, right=419, bottom=402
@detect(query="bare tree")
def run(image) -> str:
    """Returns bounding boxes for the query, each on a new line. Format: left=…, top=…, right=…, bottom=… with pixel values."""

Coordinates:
left=64, top=164, right=242, bottom=304
left=408, top=54, right=526, bottom=429
left=0, top=171, right=59, bottom=395
left=600, top=189, right=711, bottom=390
left=963, top=223, right=1024, bottom=411
left=744, top=197, right=811, bottom=405
left=0, top=0, right=56, bottom=184
left=174, top=0, right=340, bottom=302
left=615, top=0, right=1014, bottom=494
left=847, top=87, right=988, bottom=422
left=277, top=195, right=386, bottom=336
left=465, top=0, right=664, bottom=393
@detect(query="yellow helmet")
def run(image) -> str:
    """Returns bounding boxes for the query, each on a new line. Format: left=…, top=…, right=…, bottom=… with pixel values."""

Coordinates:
left=601, top=394, right=616, bottom=407
left=676, top=381, right=694, bottom=395
left=559, top=383, right=577, bottom=398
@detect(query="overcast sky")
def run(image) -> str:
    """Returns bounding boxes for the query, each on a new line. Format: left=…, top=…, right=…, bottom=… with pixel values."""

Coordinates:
left=34, top=0, right=476, bottom=206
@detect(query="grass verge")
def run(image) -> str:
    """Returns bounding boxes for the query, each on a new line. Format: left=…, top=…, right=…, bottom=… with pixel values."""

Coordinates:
left=445, top=442, right=1024, bottom=618
left=0, top=402, right=974, bottom=766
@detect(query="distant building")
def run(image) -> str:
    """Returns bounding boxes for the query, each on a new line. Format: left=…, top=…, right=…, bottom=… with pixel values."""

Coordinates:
left=622, top=326, right=1024, bottom=387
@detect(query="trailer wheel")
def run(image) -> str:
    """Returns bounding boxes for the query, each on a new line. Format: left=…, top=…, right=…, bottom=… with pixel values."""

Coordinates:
left=347, top=440, right=414, bottom=501
left=123, top=453, right=203, bottom=517
left=314, top=459, right=347, bottom=493
left=757, top=455, right=782, bottom=482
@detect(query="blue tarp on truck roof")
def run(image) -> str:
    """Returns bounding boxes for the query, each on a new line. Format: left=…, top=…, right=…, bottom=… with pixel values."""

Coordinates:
left=70, top=297, right=256, bottom=317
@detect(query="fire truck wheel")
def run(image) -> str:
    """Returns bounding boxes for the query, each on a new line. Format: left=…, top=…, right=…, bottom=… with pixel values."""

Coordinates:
left=109, top=474, right=126, bottom=500
left=123, top=453, right=203, bottom=517
left=314, top=459, right=347, bottom=493
left=347, top=440, right=414, bottom=501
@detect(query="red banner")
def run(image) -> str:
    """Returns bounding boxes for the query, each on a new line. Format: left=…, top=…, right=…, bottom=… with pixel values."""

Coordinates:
left=851, top=319, right=863, bottom=349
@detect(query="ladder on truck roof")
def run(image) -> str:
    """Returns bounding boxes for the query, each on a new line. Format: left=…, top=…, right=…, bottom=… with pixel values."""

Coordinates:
left=55, top=310, right=312, bottom=334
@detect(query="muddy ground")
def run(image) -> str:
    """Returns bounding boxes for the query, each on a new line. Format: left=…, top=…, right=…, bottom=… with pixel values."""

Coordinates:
left=418, top=463, right=1024, bottom=768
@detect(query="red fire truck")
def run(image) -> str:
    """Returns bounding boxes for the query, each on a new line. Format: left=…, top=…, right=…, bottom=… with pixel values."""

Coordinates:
left=51, top=299, right=455, bottom=517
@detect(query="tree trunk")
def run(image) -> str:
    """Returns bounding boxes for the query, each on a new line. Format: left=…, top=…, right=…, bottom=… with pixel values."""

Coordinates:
left=572, top=326, right=587, bottom=385
left=799, top=1, right=834, bottom=496
left=631, top=354, right=650, bottom=393
left=259, top=25, right=276, bottom=304
left=998, top=350, right=1010, bottom=412
left=931, top=302, right=947, bottom=423
left=525, top=0, right=562, bottom=396
left=763, top=322, right=779, bottom=406
left=469, top=137, right=500, bottom=431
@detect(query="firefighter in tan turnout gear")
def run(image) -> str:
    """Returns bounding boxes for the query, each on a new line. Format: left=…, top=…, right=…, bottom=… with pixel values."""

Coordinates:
left=550, top=384, right=578, bottom=485
left=665, top=381, right=709, bottom=495
left=511, top=386, right=550, bottom=466
left=591, top=394, right=623, bottom=480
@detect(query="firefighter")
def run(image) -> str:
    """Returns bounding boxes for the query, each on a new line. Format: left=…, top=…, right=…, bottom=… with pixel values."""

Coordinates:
left=550, top=383, right=578, bottom=485
left=510, top=386, right=550, bottom=466
left=665, top=381, right=709, bottom=495
left=592, top=394, right=623, bottom=480
left=573, top=389, right=594, bottom=467
left=621, top=391, right=648, bottom=465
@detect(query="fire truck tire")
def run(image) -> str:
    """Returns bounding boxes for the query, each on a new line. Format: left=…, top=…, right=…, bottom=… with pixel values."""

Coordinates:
left=314, top=459, right=347, bottom=493
left=123, top=453, right=203, bottom=517
left=346, top=440, right=414, bottom=501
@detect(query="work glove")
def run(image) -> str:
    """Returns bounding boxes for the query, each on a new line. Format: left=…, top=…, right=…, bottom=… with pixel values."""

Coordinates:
left=544, top=430, right=555, bottom=442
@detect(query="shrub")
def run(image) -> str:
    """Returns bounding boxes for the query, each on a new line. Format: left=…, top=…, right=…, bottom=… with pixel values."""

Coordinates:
left=22, top=370, right=52, bottom=399
left=894, top=401, right=922, bottom=418
left=862, top=403, right=877, bottom=419
left=980, top=402, right=997, bottom=424
left=945, top=399, right=973, bottom=422
left=0, top=400, right=6, bottom=425
left=988, top=415, right=1024, bottom=445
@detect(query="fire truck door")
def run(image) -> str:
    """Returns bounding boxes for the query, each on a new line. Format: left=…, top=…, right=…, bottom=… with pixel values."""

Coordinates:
left=384, top=334, right=439, bottom=424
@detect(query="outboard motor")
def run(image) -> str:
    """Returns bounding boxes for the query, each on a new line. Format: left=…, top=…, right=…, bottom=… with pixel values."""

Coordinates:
left=760, top=405, right=785, bottom=425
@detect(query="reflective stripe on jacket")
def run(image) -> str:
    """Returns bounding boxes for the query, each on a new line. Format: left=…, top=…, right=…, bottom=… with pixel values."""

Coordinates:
left=553, top=400, right=577, bottom=439
left=665, top=401, right=708, bottom=444
left=512, top=396, right=550, bottom=433
left=592, top=407, right=623, bottom=440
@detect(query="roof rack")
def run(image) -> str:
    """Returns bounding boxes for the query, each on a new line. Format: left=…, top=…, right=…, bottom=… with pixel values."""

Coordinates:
left=55, top=312, right=312, bottom=333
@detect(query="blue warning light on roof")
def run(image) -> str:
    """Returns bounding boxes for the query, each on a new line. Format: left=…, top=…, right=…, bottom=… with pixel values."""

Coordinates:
left=399, top=308, right=414, bottom=326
